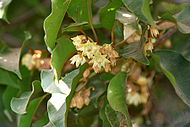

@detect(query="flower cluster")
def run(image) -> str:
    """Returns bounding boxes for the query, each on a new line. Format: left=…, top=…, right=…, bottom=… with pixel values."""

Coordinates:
left=125, top=64, right=151, bottom=106
left=70, top=35, right=119, bottom=73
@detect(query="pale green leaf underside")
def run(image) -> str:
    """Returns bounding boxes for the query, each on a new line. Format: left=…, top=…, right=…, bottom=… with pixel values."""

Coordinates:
left=0, top=0, right=12, bottom=22
left=11, top=81, right=41, bottom=114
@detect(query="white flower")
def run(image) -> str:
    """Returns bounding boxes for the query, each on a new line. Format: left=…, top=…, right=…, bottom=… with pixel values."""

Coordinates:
left=71, top=36, right=82, bottom=46
left=89, top=55, right=110, bottom=73
left=70, top=54, right=86, bottom=67
left=79, top=40, right=101, bottom=59
left=127, top=92, right=142, bottom=106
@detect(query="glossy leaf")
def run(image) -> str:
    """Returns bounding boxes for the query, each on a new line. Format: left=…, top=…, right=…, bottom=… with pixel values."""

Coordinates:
left=0, top=31, right=31, bottom=79
left=67, top=0, right=89, bottom=23
left=107, top=72, right=131, bottom=126
left=99, top=0, right=122, bottom=30
left=174, top=6, right=190, bottom=34
left=119, top=37, right=149, bottom=65
left=18, top=97, right=43, bottom=127
left=0, top=0, right=12, bottom=22
left=43, top=0, right=72, bottom=50
left=51, top=36, right=76, bottom=80
left=122, top=0, right=155, bottom=26
left=11, top=81, right=42, bottom=114
left=152, top=50, right=190, bottom=107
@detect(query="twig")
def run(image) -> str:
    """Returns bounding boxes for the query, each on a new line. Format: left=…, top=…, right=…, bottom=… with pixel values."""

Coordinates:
left=155, top=26, right=177, bottom=46
left=115, top=34, right=133, bottom=47
left=77, top=26, right=86, bottom=35
left=111, top=20, right=116, bottom=44
left=87, top=0, right=98, bottom=43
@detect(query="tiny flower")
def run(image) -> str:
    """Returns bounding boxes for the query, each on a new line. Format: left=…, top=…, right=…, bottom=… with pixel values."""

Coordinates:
left=127, top=92, right=142, bottom=106
left=79, top=40, right=101, bottom=59
left=21, top=53, right=35, bottom=70
left=89, top=55, right=110, bottom=73
left=144, top=41, right=154, bottom=53
left=70, top=54, right=86, bottom=68
left=137, top=76, right=148, bottom=86
left=150, top=26, right=159, bottom=38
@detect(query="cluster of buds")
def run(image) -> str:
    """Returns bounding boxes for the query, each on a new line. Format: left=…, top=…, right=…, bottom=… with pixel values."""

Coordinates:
left=21, top=50, right=50, bottom=70
left=70, top=35, right=119, bottom=73
left=126, top=64, right=151, bottom=106
left=70, top=87, right=95, bottom=109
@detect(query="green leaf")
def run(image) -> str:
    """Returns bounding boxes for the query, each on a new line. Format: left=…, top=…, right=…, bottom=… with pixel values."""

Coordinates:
left=3, top=86, right=19, bottom=110
left=122, top=0, right=155, bottom=26
left=107, top=72, right=132, bottom=127
left=0, top=32, right=31, bottom=79
left=18, top=97, right=43, bottom=127
left=0, top=0, right=12, bottom=22
left=174, top=6, right=190, bottom=34
left=99, top=103, right=111, bottom=127
left=11, top=81, right=42, bottom=114
left=0, top=68, right=20, bottom=88
left=32, top=112, right=49, bottom=127
left=105, top=104, right=127, bottom=127
left=43, top=0, right=72, bottom=50
left=119, top=37, right=149, bottom=65
left=65, top=64, right=88, bottom=126
left=99, top=0, right=122, bottom=30
left=152, top=50, right=190, bottom=107
left=51, top=36, right=76, bottom=80
left=67, top=0, right=90, bottom=23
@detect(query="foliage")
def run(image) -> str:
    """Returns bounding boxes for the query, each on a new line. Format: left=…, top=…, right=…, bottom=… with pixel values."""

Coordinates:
left=0, top=0, right=190, bottom=127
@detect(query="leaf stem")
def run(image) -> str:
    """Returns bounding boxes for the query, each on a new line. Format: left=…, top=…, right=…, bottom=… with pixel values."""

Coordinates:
left=87, top=0, right=98, bottom=43
left=155, top=26, right=177, bottom=46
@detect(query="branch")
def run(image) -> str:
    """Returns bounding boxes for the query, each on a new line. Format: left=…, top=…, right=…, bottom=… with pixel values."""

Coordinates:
left=155, top=26, right=177, bottom=46
left=87, top=0, right=98, bottom=43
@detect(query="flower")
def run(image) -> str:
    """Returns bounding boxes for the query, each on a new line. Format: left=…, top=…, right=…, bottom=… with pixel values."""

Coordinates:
left=89, top=55, right=110, bottom=73
left=78, top=40, right=101, bottom=59
left=70, top=54, right=86, bottom=67
left=127, top=92, right=142, bottom=106
left=150, top=26, right=159, bottom=38
left=100, top=44, right=118, bottom=66
left=144, top=41, right=154, bottom=53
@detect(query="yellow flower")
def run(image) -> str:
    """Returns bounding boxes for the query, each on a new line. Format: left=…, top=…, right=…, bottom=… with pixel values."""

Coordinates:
left=70, top=54, right=86, bottom=68
left=89, top=55, right=110, bottom=73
